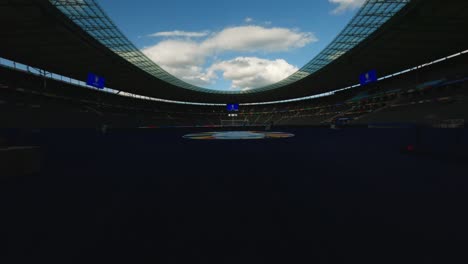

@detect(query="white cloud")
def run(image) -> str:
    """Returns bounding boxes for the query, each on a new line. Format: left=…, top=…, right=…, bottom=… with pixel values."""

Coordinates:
left=208, top=57, right=298, bottom=90
left=143, top=40, right=213, bottom=86
left=148, top=30, right=209, bottom=38
left=329, top=0, right=366, bottom=14
left=143, top=40, right=206, bottom=68
left=202, top=26, right=315, bottom=53
left=142, top=25, right=315, bottom=88
left=244, top=17, right=254, bottom=23
left=163, top=65, right=214, bottom=87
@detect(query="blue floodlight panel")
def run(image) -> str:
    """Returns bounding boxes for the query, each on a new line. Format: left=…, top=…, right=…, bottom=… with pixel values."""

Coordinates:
left=227, top=104, right=239, bottom=112
left=359, top=70, right=377, bottom=86
left=87, top=73, right=105, bottom=89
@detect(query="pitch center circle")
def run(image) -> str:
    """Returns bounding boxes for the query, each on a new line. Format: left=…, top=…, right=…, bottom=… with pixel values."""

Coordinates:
left=183, top=131, right=295, bottom=140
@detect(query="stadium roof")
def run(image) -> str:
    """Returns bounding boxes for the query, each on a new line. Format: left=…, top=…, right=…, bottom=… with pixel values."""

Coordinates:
left=1, top=0, right=468, bottom=103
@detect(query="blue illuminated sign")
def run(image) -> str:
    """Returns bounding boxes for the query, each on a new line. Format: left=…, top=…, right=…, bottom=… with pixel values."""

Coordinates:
left=87, top=73, right=105, bottom=89
left=227, top=104, right=239, bottom=112
left=359, top=70, right=377, bottom=86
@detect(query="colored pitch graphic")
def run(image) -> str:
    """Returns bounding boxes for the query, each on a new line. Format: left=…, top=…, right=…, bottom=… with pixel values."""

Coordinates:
left=183, top=131, right=295, bottom=140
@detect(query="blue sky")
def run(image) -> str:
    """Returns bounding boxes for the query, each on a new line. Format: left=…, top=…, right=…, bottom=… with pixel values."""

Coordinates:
left=97, top=0, right=365, bottom=91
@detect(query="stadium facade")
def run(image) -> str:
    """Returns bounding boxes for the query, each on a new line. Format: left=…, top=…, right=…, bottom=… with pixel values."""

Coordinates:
left=0, top=0, right=467, bottom=128
left=1, top=0, right=467, bottom=104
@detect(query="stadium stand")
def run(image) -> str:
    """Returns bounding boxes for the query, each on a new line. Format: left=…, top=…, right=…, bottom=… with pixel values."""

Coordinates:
left=1, top=50, right=467, bottom=128
left=0, top=65, right=227, bottom=128
left=2, top=1, right=468, bottom=263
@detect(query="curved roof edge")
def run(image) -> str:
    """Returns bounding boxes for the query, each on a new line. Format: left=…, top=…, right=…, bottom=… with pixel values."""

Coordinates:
left=49, top=0, right=410, bottom=94
left=49, top=0, right=230, bottom=94
left=253, top=0, right=411, bottom=93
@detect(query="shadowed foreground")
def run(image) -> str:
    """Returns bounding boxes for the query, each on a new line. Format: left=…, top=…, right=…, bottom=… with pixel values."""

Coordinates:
left=1, top=128, right=467, bottom=263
